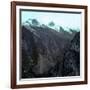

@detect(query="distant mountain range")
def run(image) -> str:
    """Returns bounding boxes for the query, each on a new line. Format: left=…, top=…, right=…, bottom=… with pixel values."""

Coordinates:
left=21, top=23, right=80, bottom=78
left=23, top=19, right=79, bottom=34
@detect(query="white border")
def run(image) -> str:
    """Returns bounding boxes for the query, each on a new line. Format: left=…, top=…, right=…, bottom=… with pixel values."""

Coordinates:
left=16, top=6, right=85, bottom=85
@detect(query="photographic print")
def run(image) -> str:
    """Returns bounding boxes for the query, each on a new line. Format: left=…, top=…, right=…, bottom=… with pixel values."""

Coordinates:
left=21, top=10, right=81, bottom=78
left=11, top=1, right=87, bottom=89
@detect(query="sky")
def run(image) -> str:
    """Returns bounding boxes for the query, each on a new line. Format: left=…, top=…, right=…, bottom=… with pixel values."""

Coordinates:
left=21, top=10, right=81, bottom=32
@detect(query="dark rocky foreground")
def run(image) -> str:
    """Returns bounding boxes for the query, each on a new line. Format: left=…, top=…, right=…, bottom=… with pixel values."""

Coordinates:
left=62, top=32, right=80, bottom=76
left=21, top=25, right=80, bottom=78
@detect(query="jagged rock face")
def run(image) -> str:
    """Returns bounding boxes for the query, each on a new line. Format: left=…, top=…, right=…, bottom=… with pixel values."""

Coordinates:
left=62, top=32, right=80, bottom=76
left=21, top=25, right=79, bottom=78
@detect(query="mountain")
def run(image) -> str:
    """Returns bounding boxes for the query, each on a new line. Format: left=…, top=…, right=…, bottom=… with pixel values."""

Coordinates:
left=62, top=32, right=80, bottom=76
left=21, top=24, right=79, bottom=78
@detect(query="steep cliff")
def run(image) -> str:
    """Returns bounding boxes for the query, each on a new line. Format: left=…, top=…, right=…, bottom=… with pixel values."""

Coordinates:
left=21, top=25, right=79, bottom=78
left=62, top=32, right=80, bottom=76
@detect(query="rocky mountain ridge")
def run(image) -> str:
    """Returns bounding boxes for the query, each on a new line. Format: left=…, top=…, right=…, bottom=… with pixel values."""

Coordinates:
left=21, top=24, right=80, bottom=78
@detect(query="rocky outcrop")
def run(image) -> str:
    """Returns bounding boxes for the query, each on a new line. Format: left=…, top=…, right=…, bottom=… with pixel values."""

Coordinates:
left=21, top=25, right=79, bottom=78
left=62, top=32, right=80, bottom=76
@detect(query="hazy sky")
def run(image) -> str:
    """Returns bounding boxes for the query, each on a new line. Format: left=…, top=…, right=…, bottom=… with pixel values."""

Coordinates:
left=21, top=10, right=81, bottom=31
